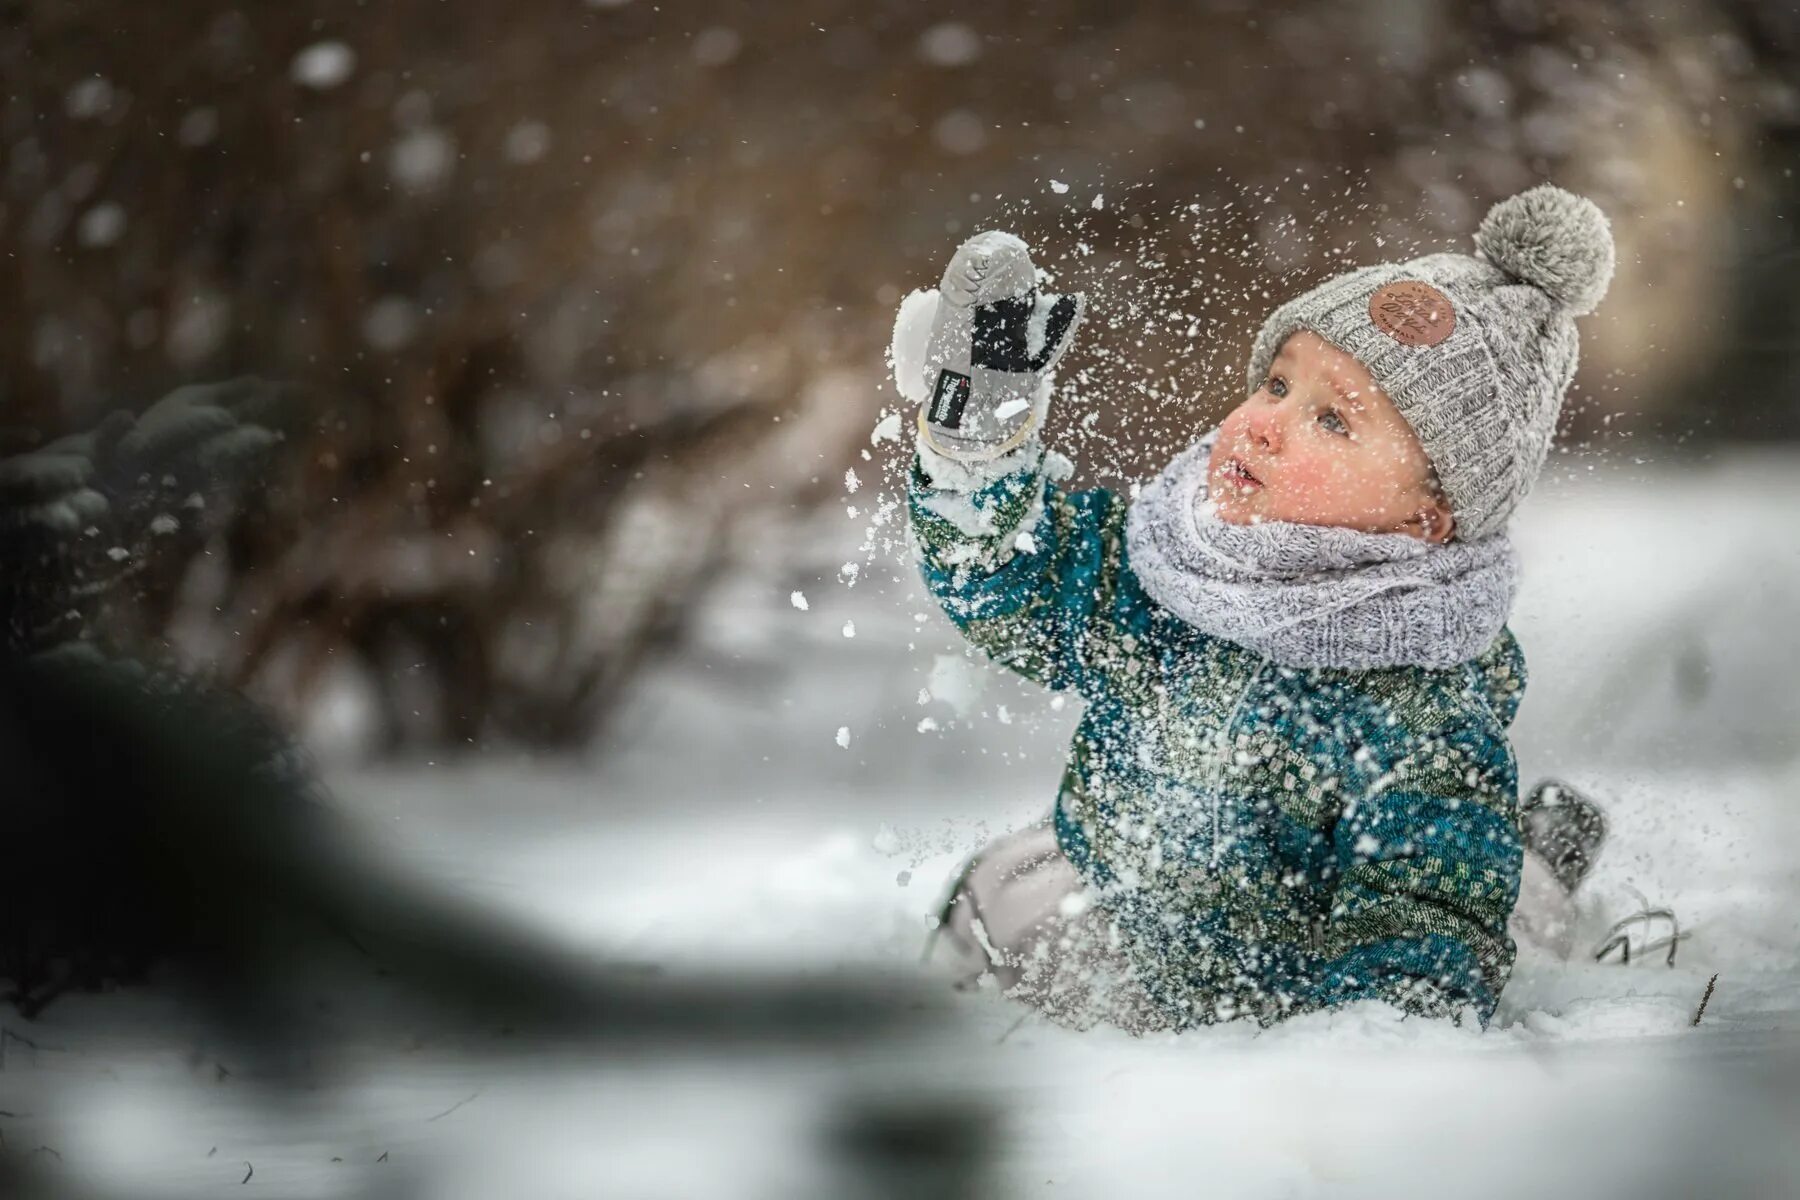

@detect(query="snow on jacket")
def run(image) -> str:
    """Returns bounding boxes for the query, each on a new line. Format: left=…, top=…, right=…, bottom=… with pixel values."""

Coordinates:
left=907, top=437, right=1526, bottom=1028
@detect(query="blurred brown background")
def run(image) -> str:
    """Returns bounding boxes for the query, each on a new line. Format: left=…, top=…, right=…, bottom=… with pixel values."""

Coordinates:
left=5, top=0, right=1797, bottom=752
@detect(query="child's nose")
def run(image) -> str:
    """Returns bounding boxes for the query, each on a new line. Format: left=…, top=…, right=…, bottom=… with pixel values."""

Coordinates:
left=1246, top=402, right=1283, bottom=452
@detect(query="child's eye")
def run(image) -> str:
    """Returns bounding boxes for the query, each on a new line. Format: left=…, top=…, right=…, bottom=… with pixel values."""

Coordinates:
left=1266, top=376, right=1288, bottom=399
left=1318, top=408, right=1350, bottom=436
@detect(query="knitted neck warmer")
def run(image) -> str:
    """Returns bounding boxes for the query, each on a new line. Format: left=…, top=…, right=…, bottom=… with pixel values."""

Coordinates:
left=1122, top=432, right=1520, bottom=670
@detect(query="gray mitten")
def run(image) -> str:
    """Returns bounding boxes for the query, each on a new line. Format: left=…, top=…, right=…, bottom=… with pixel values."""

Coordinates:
left=918, top=231, right=1083, bottom=460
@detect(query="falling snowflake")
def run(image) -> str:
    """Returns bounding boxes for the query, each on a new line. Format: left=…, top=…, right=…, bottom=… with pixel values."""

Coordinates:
left=917, top=22, right=982, bottom=68
left=290, top=41, right=357, bottom=90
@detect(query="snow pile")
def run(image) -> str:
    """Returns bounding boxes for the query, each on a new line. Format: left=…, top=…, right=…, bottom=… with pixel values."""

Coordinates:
left=10, top=451, right=1799, bottom=1197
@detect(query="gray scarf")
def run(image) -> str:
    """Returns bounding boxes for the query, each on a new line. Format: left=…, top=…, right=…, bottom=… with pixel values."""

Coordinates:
left=1122, top=432, right=1519, bottom=670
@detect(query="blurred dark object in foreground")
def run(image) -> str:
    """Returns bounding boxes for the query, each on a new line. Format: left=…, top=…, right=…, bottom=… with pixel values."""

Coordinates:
left=0, top=391, right=996, bottom=1197
left=0, top=644, right=994, bottom=1198
left=0, top=383, right=930, bottom=1040
left=0, top=641, right=952, bottom=1047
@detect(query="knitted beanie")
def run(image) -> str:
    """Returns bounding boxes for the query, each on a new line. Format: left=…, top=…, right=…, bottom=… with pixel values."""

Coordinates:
left=1245, top=184, right=1615, bottom=540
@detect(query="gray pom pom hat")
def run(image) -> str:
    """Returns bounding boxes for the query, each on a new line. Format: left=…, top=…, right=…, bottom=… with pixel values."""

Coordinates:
left=1245, top=184, right=1616, bottom=540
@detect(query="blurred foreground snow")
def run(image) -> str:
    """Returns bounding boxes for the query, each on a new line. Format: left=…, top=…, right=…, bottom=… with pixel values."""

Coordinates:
left=10, top=446, right=1799, bottom=1198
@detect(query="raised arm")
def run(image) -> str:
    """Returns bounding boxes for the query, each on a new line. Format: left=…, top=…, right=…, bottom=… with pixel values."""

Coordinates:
left=897, top=232, right=1161, bottom=697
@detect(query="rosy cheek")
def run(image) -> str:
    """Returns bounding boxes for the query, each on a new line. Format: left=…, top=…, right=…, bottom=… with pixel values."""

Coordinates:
left=1273, top=454, right=1333, bottom=497
left=1209, top=406, right=1251, bottom=462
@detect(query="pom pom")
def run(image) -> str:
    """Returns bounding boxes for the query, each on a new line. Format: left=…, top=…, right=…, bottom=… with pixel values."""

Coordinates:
left=1473, top=184, right=1615, bottom=316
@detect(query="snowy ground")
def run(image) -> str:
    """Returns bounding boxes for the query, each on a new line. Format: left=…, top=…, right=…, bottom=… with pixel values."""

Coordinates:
left=9, top=445, right=1800, bottom=1198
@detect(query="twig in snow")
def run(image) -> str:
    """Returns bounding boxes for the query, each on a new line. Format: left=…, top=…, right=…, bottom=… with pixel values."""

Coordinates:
left=426, top=1090, right=482, bottom=1122
left=1691, top=973, right=1719, bottom=1027
left=1, top=1025, right=66, bottom=1069
left=1592, top=907, right=1688, bottom=966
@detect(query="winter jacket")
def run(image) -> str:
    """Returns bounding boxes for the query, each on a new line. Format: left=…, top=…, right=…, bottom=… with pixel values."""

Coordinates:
left=907, top=439, right=1526, bottom=1027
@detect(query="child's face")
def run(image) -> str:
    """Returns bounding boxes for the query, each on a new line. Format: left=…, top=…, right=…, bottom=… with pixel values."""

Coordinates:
left=1207, top=331, right=1455, bottom=542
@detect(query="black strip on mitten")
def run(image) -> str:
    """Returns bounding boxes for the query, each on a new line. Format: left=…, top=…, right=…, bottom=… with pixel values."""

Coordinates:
left=971, top=294, right=1037, bottom=373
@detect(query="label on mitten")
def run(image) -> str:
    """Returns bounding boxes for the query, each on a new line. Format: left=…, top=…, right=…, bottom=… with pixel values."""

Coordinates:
left=928, top=369, right=972, bottom=430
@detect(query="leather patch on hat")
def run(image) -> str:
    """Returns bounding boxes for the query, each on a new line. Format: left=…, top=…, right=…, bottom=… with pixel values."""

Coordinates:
left=1369, top=280, right=1455, bottom=347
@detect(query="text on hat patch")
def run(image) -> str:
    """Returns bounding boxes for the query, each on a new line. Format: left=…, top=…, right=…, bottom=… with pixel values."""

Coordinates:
left=1369, top=280, right=1455, bottom=347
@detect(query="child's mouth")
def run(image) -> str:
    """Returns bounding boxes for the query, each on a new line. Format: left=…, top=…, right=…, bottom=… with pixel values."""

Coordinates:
left=1221, top=458, right=1262, bottom=491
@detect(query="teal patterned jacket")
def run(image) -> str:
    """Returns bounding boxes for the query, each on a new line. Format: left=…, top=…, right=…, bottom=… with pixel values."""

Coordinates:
left=908, top=437, right=1526, bottom=1028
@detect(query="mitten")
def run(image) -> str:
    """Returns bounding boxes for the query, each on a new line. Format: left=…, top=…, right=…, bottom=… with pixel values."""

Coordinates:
left=907, top=231, right=1083, bottom=462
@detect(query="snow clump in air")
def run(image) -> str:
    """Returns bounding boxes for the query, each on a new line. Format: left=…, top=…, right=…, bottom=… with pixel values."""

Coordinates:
left=870, top=411, right=903, bottom=445
left=362, top=297, right=421, bottom=351
left=926, top=653, right=985, bottom=718
left=933, top=110, right=988, bottom=156
left=917, top=23, right=982, bottom=68
left=77, top=203, right=125, bottom=248
left=65, top=76, right=115, bottom=119
left=291, top=42, right=357, bottom=90
left=889, top=291, right=941, bottom=404
left=503, top=121, right=551, bottom=165
left=389, top=128, right=456, bottom=194
left=692, top=27, right=742, bottom=67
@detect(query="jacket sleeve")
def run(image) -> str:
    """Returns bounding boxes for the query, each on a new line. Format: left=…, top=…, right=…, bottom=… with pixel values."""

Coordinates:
left=1311, top=711, right=1525, bottom=1025
left=905, top=430, right=1159, bottom=698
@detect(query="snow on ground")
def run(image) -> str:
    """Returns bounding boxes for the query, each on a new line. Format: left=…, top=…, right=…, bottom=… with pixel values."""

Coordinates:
left=8, top=445, right=1800, bottom=1197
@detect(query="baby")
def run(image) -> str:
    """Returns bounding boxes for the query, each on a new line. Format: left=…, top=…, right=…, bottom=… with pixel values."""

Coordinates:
left=899, top=185, right=1615, bottom=1030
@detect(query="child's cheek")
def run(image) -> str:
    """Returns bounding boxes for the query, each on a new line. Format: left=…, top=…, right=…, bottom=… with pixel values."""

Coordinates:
left=1214, top=403, right=1252, bottom=444
left=1208, top=404, right=1253, bottom=470
left=1273, top=453, right=1337, bottom=508
left=1281, top=452, right=1383, bottom=523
